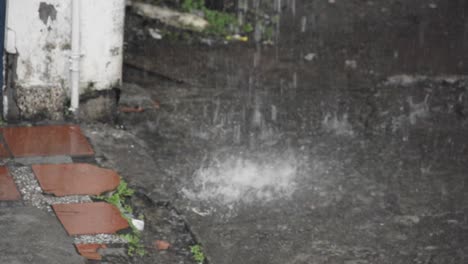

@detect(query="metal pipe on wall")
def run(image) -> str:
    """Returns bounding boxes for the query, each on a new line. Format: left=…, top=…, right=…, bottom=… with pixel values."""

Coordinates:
left=70, top=0, right=80, bottom=113
left=0, top=0, right=7, bottom=118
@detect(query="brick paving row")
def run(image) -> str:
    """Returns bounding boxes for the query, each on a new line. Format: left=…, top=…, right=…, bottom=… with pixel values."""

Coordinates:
left=0, top=124, right=128, bottom=261
left=1, top=125, right=94, bottom=157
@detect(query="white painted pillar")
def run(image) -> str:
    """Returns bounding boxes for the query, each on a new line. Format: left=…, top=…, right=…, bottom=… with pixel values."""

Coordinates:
left=79, top=0, right=126, bottom=92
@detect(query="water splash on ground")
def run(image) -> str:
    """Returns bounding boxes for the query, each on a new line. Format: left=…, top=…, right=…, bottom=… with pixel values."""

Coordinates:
left=321, top=113, right=354, bottom=136
left=182, top=151, right=298, bottom=205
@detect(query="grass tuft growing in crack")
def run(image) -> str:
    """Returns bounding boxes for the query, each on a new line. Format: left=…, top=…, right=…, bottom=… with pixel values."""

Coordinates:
left=181, top=0, right=204, bottom=12
left=96, top=179, right=146, bottom=257
left=121, top=231, right=146, bottom=257
left=190, top=244, right=205, bottom=264
left=180, top=0, right=241, bottom=36
left=98, top=180, right=135, bottom=214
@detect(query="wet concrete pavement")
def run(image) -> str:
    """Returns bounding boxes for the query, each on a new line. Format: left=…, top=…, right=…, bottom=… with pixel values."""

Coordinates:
left=101, top=0, right=468, bottom=263
left=0, top=206, right=83, bottom=264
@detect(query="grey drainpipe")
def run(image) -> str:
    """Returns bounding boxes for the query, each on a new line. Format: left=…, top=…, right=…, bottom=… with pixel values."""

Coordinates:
left=70, top=0, right=81, bottom=113
left=0, top=0, right=7, bottom=118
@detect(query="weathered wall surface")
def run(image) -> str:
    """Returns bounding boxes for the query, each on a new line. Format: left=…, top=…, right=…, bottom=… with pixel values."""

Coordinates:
left=4, top=0, right=125, bottom=121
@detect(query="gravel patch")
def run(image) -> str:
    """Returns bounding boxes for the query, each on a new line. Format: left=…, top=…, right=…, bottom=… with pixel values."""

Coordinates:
left=0, top=159, right=10, bottom=166
left=74, top=234, right=127, bottom=244
left=9, top=166, right=92, bottom=212
left=13, top=156, right=73, bottom=165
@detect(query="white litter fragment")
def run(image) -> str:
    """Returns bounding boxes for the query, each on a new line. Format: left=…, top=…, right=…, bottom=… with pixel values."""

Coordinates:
left=191, top=207, right=211, bottom=217
left=131, top=219, right=145, bottom=231
left=148, top=28, right=162, bottom=40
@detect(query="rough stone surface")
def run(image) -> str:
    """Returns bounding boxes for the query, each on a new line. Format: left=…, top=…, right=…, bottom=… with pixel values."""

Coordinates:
left=79, top=91, right=118, bottom=122
left=118, top=83, right=159, bottom=110
left=0, top=206, right=83, bottom=264
left=15, top=85, right=66, bottom=120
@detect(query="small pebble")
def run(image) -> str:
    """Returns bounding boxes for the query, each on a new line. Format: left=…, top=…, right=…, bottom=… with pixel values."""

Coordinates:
left=345, top=60, right=358, bottom=69
left=155, top=240, right=171, bottom=251
left=304, top=53, right=317, bottom=61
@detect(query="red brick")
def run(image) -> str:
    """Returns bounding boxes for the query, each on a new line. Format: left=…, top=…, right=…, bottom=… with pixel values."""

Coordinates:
left=53, top=202, right=129, bottom=235
left=0, top=143, right=9, bottom=159
left=0, top=167, right=21, bottom=200
left=2, top=125, right=94, bottom=157
left=75, top=243, right=107, bottom=260
left=154, top=240, right=171, bottom=251
left=33, top=163, right=120, bottom=196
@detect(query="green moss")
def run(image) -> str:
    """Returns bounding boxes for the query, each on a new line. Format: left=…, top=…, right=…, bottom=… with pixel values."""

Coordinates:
left=263, top=26, right=274, bottom=41
left=271, top=14, right=280, bottom=24
left=242, top=23, right=254, bottom=33
left=98, top=180, right=134, bottom=211
left=180, top=0, right=237, bottom=36
left=204, top=9, right=237, bottom=35
left=181, top=0, right=204, bottom=12
left=121, top=232, right=146, bottom=257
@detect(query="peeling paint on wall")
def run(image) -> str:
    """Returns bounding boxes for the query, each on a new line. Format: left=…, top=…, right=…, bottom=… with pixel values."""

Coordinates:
left=109, top=47, right=120, bottom=56
left=38, top=2, right=57, bottom=25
